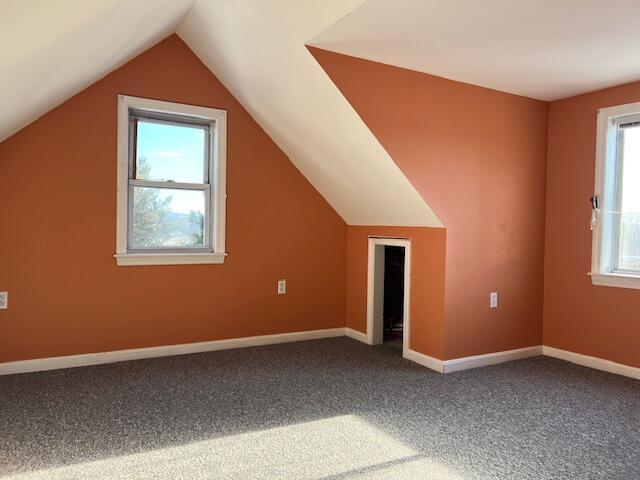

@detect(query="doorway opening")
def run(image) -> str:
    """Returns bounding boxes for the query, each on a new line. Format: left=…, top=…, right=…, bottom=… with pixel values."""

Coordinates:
left=383, top=245, right=405, bottom=350
left=366, top=237, right=411, bottom=358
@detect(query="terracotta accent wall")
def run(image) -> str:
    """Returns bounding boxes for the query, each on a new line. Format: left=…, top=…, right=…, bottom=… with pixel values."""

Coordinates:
left=0, top=35, right=346, bottom=363
left=346, top=226, right=446, bottom=359
left=545, top=81, right=640, bottom=369
left=311, top=48, right=549, bottom=359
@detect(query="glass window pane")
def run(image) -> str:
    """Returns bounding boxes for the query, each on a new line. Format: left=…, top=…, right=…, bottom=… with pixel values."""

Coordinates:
left=618, top=125, right=640, bottom=271
left=130, top=187, right=207, bottom=249
left=135, top=120, right=207, bottom=184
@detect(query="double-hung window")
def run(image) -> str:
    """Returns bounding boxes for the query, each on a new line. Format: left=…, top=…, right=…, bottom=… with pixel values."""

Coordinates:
left=591, top=102, right=640, bottom=288
left=115, top=95, right=227, bottom=266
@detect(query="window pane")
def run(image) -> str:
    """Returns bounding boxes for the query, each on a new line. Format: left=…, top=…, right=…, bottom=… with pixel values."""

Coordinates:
left=130, top=187, right=206, bottom=249
left=135, top=120, right=207, bottom=184
left=618, top=125, right=640, bottom=271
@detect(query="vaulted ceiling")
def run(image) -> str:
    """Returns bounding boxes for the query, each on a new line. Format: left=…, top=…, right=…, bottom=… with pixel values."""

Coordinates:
left=0, top=0, right=194, bottom=141
left=177, top=0, right=440, bottom=227
left=0, top=0, right=440, bottom=227
left=3, top=1, right=640, bottom=225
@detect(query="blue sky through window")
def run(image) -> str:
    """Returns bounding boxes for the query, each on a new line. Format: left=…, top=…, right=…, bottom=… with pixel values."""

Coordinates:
left=136, top=120, right=206, bottom=213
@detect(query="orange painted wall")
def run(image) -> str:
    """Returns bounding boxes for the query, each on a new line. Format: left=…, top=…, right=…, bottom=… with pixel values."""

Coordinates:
left=544, top=81, right=640, bottom=369
left=346, top=227, right=446, bottom=358
left=0, top=35, right=347, bottom=363
left=6, top=34, right=633, bottom=368
left=312, top=48, right=549, bottom=359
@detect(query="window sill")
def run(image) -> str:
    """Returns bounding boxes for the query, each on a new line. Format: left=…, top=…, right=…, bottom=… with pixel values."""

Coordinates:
left=589, top=272, right=640, bottom=289
left=115, top=252, right=227, bottom=266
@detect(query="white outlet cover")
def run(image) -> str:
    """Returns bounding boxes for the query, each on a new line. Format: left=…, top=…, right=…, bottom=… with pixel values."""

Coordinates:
left=490, top=292, right=498, bottom=308
left=0, top=292, right=7, bottom=309
left=277, top=280, right=286, bottom=295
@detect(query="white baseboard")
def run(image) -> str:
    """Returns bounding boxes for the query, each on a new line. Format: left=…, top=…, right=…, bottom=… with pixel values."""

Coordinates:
left=344, top=328, right=368, bottom=343
left=0, top=327, right=346, bottom=376
left=411, top=344, right=639, bottom=380
left=403, top=349, right=444, bottom=373
left=443, top=345, right=543, bottom=374
left=4, top=329, right=638, bottom=381
left=543, top=346, right=640, bottom=381
left=402, top=346, right=541, bottom=375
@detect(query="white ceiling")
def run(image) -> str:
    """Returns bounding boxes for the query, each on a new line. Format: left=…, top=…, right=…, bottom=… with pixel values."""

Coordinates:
left=310, top=0, right=640, bottom=101
left=0, top=0, right=194, bottom=142
left=178, top=0, right=441, bottom=226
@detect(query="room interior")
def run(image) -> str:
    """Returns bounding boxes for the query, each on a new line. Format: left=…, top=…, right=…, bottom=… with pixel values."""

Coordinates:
left=1, top=1, right=639, bottom=479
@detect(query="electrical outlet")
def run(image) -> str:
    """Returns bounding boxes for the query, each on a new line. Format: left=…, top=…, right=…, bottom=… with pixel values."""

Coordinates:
left=490, top=292, right=498, bottom=309
left=277, top=279, right=286, bottom=295
left=0, top=292, right=7, bottom=309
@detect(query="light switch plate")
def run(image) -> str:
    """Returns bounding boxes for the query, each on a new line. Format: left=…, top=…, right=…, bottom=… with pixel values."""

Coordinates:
left=277, top=279, right=286, bottom=295
left=0, top=292, right=7, bottom=309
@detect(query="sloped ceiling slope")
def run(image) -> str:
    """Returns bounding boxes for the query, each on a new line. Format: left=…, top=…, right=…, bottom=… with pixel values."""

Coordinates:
left=1, top=0, right=441, bottom=227
left=310, top=0, right=640, bottom=101
left=178, top=1, right=441, bottom=227
left=0, top=0, right=193, bottom=142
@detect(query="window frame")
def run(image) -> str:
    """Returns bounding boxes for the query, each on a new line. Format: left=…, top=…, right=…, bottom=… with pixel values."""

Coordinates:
left=591, top=101, right=640, bottom=288
left=127, top=113, right=212, bottom=253
left=115, top=95, right=227, bottom=266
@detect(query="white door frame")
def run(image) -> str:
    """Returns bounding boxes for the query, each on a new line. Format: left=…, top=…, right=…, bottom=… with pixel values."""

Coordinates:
left=366, top=237, right=411, bottom=359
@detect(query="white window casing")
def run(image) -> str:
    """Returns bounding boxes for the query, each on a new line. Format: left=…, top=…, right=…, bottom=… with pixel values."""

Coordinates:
left=115, top=95, right=227, bottom=266
left=591, top=101, right=640, bottom=288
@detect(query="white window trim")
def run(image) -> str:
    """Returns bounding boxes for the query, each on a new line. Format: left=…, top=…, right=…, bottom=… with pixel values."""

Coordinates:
left=591, top=101, right=640, bottom=288
left=115, top=95, right=227, bottom=266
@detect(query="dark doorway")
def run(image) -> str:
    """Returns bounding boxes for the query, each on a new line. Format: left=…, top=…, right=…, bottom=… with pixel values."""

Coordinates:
left=383, top=245, right=405, bottom=348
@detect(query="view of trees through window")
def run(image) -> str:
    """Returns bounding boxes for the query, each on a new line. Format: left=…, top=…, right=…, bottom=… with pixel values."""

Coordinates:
left=130, top=157, right=205, bottom=249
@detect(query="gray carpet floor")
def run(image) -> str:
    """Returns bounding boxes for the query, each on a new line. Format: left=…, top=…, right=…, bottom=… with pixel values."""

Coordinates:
left=1, top=337, right=638, bottom=479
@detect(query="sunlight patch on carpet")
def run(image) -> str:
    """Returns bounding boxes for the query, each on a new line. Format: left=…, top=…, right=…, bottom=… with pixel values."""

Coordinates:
left=4, top=415, right=461, bottom=479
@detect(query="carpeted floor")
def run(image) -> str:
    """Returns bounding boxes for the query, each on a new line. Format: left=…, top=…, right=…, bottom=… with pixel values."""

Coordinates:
left=1, top=337, right=638, bottom=479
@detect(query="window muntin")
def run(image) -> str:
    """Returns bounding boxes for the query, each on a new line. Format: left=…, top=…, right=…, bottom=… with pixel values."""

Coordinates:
left=115, top=95, right=227, bottom=266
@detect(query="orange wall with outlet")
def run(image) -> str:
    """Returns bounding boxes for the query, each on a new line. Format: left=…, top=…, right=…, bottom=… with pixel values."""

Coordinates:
left=5, top=34, right=636, bottom=369
left=312, top=48, right=549, bottom=359
left=545, top=81, right=640, bottom=369
left=0, top=35, right=347, bottom=363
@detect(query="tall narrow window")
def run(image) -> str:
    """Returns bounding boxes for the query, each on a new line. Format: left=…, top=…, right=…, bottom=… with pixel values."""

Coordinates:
left=115, top=96, right=227, bottom=266
left=591, top=102, right=640, bottom=287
